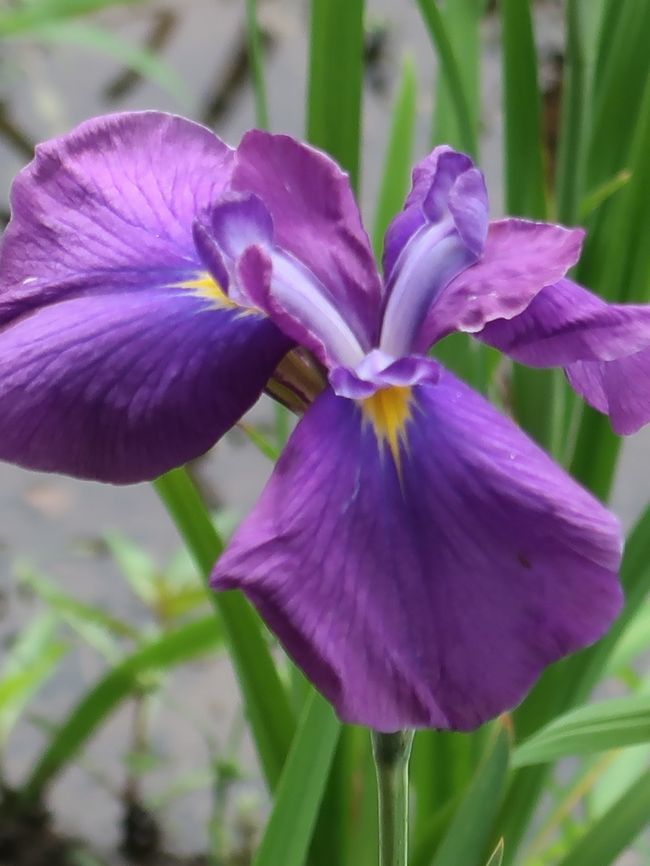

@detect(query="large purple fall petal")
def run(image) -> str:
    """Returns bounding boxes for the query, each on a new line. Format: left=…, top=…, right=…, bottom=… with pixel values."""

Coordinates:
left=478, top=279, right=650, bottom=434
left=414, top=219, right=584, bottom=352
left=212, top=370, right=622, bottom=732
left=0, top=290, right=290, bottom=483
left=567, top=351, right=650, bottom=435
left=478, top=279, right=650, bottom=364
left=0, top=111, right=234, bottom=325
left=0, top=111, right=292, bottom=482
left=232, top=131, right=382, bottom=350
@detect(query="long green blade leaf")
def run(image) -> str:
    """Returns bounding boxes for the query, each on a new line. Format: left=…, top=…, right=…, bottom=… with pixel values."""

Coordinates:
left=25, top=616, right=220, bottom=798
left=411, top=726, right=489, bottom=863
left=585, top=0, right=650, bottom=191
left=603, top=600, right=650, bottom=677
left=595, top=73, right=650, bottom=306
left=485, top=839, right=504, bottom=866
left=579, top=169, right=632, bottom=221
left=513, top=694, right=650, bottom=767
left=431, top=0, right=482, bottom=154
left=430, top=722, right=510, bottom=866
left=497, top=503, right=650, bottom=863
left=372, top=55, right=417, bottom=259
left=307, top=0, right=364, bottom=190
left=555, top=0, right=587, bottom=223
left=414, top=0, right=477, bottom=156
left=253, top=691, right=340, bottom=866
left=0, top=0, right=147, bottom=37
left=14, top=21, right=188, bottom=104
left=557, top=770, right=650, bottom=866
left=309, top=726, right=368, bottom=866
left=154, top=468, right=295, bottom=790
left=500, top=0, right=546, bottom=218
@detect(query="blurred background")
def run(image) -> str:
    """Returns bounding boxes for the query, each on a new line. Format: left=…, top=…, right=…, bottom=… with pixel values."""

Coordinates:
left=0, top=1, right=649, bottom=864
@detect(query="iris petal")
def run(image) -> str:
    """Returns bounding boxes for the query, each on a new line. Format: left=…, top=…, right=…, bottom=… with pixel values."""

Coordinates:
left=0, top=290, right=290, bottom=482
left=380, top=149, right=489, bottom=357
left=0, top=111, right=234, bottom=324
left=210, top=194, right=274, bottom=261
left=478, top=278, right=650, bottom=433
left=380, top=229, right=478, bottom=357
left=414, top=218, right=585, bottom=352
left=212, top=370, right=622, bottom=731
left=414, top=219, right=584, bottom=351
left=233, top=131, right=382, bottom=349
left=236, top=244, right=365, bottom=369
left=200, top=195, right=366, bottom=367
left=567, top=351, right=650, bottom=435
left=382, top=147, right=483, bottom=281
left=0, top=111, right=292, bottom=481
left=478, top=278, right=650, bottom=363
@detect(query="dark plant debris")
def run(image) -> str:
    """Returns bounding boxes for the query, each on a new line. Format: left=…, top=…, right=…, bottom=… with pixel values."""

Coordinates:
left=0, top=787, right=211, bottom=866
left=201, top=24, right=275, bottom=128
left=104, top=9, right=178, bottom=102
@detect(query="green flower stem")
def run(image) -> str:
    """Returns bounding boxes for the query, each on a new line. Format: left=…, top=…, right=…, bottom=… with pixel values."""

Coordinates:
left=372, top=729, right=415, bottom=866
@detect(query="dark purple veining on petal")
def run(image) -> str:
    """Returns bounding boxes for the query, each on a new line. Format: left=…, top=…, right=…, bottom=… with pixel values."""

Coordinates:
left=0, top=112, right=294, bottom=483
left=478, top=278, right=650, bottom=434
left=0, top=289, right=291, bottom=483
left=478, top=278, right=650, bottom=364
left=0, top=111, right=235, bottom=326
left=213, top=370, right=622, bottom=731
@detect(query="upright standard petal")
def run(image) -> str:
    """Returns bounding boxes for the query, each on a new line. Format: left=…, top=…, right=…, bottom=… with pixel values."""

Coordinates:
left=0, top=112, right=234, bottom=323
left=0, top=291, right=290, bottom=482
left=380, top=148, right=489, bottom=357
left=382, top=146, right=486, bottom=282
left=205, top=196, right=366, bottom=369
left=232, top=131, right=382, bottom=350
left=213, top=370, right=622, bottom=732
left=477, top=278, right=650, bottom=433
left=413, top=219, right=585, bottom=352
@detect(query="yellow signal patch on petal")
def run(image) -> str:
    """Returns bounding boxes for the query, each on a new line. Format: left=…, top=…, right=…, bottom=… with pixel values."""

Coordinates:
left=179, top=272, right=238, bottom=308
left=361, top=385, right=413, bottom=469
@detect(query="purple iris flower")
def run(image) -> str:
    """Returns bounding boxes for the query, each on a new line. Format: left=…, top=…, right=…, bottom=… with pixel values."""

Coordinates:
left=2, top=111, right=647, bottom=732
